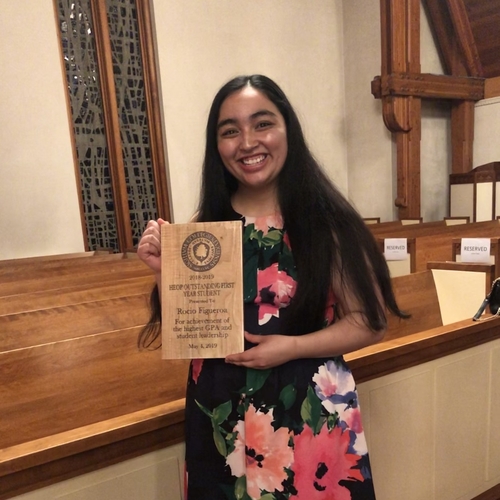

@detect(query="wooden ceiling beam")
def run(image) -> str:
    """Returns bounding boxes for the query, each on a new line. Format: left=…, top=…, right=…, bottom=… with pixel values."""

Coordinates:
left=421, top=0, right=458, bottom=75
left=445, top=0, right=484, bottom=76
left=372, top=72, right=485, bottom=100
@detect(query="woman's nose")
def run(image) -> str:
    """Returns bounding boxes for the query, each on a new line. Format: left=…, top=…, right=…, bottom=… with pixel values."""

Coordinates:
left=240, top=130, right=257, bottom=151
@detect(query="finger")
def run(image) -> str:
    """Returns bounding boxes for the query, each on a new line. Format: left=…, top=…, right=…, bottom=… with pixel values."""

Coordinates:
left=244, top=331, right=262, bottom=343
left=141, top=225, right=161, bottom=245
left=225, top=350, right=252, bottom=364
left=139, top=241, right=161, bottom=257
left=138, top=234, right=161, bottom=251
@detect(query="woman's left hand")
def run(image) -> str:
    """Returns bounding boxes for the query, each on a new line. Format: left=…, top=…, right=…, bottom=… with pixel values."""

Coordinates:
left=225, top=331, right=298, bottom=369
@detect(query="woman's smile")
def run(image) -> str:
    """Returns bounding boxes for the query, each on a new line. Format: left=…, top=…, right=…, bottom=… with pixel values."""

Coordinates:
left=217, top=86, right=288, bottom=194
left=240, top=153, right=267, bottom=167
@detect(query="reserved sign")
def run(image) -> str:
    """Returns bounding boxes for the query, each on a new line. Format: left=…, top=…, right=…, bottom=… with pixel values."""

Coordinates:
left=161, top=221, right=244, bottom=359
left=384, top=238, right=408, bottom=261
left=460, top=238, right=491, bottom=263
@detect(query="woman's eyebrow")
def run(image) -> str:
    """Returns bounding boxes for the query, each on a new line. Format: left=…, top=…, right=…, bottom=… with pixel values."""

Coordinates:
left=217, top=118, right=237, bottom=130
left=250, top=109, right=277, bottom=120
left=217, top=109, right=277, bottom=130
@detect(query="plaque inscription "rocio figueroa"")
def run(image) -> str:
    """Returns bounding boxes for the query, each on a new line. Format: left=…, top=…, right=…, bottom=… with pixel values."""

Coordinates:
left=161, top=221, right=243, bottom=359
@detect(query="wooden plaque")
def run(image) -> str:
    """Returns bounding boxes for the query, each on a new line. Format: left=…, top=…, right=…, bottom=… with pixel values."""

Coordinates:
left=161, top=221, right=243, bottom=359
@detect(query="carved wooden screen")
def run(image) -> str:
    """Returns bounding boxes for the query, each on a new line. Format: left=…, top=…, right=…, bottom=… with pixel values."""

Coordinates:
left=55, top=0, right=170, bottom=252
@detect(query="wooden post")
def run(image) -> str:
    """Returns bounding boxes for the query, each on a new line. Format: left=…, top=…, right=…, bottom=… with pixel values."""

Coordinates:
left=451, top=100, right=475, bottom=174
left=380, top=0, right=422, bottom=219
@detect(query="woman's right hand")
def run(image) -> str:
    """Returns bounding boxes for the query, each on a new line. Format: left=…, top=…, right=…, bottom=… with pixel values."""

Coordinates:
left=137, top=218, right=168, bottom=274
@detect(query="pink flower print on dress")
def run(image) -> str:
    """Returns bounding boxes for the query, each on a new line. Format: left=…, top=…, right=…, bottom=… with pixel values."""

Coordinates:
left=226, top=404, right=293, bottom=499
left=291, top=425, right=364, bottom=500
left=283, top=230, right=291, bottom=249
left=312, top=361, right=367, bottom=454
left=245, top=214, right=283, bottom=235
left=324, top=288, right=336, bottom=325
left=255, top=263, right=296, bottom=325
left=191, top=359, right=203, bottom=384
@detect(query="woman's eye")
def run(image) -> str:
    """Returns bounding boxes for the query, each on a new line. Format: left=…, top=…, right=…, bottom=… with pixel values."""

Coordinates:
left=256, top=121, right=272, bottom=129
left=220, top=128, right=238, bottom=137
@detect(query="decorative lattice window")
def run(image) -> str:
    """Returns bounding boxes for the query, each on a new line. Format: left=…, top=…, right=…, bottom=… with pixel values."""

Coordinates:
left=55, top=0, right=170, bottom=251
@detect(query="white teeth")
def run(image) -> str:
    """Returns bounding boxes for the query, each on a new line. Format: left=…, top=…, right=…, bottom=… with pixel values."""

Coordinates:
left=242, top=155, right=265, bottom=166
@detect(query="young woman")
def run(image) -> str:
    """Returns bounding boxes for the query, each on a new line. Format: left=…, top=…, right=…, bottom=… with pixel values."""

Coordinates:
left=137, top=74, right=406, bottom=500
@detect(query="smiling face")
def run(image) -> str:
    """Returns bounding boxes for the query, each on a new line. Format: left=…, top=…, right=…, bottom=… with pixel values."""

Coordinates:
left=216, top=86, right=288, bottom=197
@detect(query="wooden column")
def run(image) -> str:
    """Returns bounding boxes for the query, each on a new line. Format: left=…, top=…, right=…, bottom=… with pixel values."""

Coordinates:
left=380, top=0, right=422, bottom=219
left=451, top=101, right=475, bottom=174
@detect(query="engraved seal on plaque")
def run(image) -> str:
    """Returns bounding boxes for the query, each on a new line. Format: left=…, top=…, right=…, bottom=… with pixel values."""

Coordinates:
left=181, top=231, right=222, bottom=272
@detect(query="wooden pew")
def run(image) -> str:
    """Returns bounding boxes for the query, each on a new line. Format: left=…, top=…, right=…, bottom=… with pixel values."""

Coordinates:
left=0, top=275, right=155, bottom=316
left=373, top=219, right=500, bottom=273
left=0, top=294, right=152, bottom=352
left=369, top=218, right=494, bottom=238
left=384, top=269, right=442, bottom=340
left=0, top=328, right=189, bottom=450
left=369, top=219, right=446, bottom=236
left=0, top=250, right=113, bottom=271
left=364, top=217, right=423, bottom=228
left=1, top=254, right=499, bottom=499
left=0, top=253, right=178, bottom=498
left=0, top=258, right=151, bottom=298
left=0, top=252, right=136, bottom=279
left=347, top=263, right=500, bottom=382
left=427, top=261, right=495, bottom=296
left=0, top=326, right=190, bottom=500
left=366, top=216, right=468, bottom=234
left=363, top=217, right=381, bottom=224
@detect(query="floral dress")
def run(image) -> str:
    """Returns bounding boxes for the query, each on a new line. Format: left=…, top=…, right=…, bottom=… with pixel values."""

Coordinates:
left=184, top=214, right=376, bottom=500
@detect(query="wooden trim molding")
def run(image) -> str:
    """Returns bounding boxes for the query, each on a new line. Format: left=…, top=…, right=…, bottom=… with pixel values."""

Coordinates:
left=136, top=0, right=172, bottom=222
left=471, top=484, right=500, bottom=500
left=346, top=315, right=500, bottom=383
left=0, top=401, right=185, bottom=500
left=372, top=72, right=485, bottom=100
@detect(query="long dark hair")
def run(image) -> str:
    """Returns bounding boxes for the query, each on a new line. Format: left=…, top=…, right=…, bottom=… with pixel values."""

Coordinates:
left=138, top=74, right=406, bottom=347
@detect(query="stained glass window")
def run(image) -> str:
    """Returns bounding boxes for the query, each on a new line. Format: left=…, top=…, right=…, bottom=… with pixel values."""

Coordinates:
left=107, top=0, right=157, bottom=247
left=56, top=0, right=158, bottom=251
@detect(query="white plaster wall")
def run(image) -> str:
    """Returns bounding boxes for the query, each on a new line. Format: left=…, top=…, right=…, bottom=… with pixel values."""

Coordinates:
left=420, top=2, right=450, bottom=222
left=421, top=100, right=451, bottom=221
left=152, top=0, right=346, bottom=223
left=473, top=97, right=500, bottom=167
left=343, top=0, right=394, bottom=220
left=0, top=1, right=84, bottom=260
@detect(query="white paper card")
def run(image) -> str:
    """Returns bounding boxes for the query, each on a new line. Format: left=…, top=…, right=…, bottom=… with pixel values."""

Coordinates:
left=384, top=238, right=408, bottom=261
left=460, top=238, right=491, bottom=263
